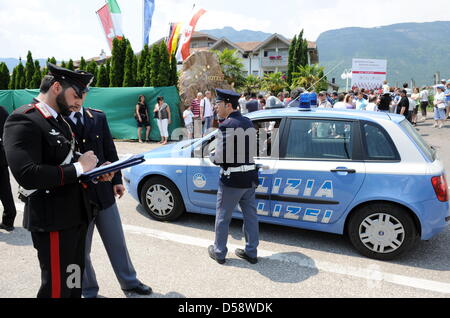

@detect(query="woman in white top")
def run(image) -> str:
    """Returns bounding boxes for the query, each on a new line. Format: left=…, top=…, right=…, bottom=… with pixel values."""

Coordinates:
left=154, top=96, right=172, bottom=145
left=433, top=86, right=446, bottom=129
left=366, top=96, right=379, bottom=112
left=333, top=94, right=347, bottom=109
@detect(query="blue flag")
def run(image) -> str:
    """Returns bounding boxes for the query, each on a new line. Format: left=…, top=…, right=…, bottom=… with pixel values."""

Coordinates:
left=143, top=0, right=155, bottom=47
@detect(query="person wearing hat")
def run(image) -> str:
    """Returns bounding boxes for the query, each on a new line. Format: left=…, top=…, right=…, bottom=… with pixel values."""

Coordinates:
left=65, top=92, right=153, bottom=298
left=3, top=63, right=114, bottom=298
left=208, top=89, right=260, bottom=265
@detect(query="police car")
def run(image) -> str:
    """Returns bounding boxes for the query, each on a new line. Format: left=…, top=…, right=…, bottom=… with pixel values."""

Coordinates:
left=123, top=107, right=450, bottom=260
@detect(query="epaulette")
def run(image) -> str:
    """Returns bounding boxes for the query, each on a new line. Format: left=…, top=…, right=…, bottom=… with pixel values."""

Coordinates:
left=88, top=108, right=103, bottom=113
left=35, top=103, right=53, bottom=119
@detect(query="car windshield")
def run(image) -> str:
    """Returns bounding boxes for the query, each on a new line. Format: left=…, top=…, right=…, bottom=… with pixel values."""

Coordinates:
left=400, top=120, right=436, bottom=162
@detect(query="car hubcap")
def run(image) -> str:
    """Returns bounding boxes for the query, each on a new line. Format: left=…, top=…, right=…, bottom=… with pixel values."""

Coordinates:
left=145, top=184, right=174, bottom=216
left=359, top=213, right=405, bottom=254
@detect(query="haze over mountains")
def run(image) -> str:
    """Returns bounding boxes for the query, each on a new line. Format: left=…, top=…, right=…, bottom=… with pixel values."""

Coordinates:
left=2, top=22, right=449, bottom=88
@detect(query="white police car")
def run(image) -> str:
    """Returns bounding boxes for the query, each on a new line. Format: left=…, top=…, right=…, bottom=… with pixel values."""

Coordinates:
left=123, top=108, right=450, bottom=260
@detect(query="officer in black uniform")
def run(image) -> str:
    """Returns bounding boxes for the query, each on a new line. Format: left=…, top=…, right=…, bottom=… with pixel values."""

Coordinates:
left=3, top=63, right=112, bottom=298
left=66, top=96, right=152, bottom=297
left=0, top=106, right=17, bottom=232
left=208, top=89, right=260, bottom=265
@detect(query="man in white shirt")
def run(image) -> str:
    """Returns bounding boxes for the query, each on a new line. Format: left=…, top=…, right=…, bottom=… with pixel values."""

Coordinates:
left=201, top=91, right=214, bottom=136
left=419, top=87, right=429, bottom=120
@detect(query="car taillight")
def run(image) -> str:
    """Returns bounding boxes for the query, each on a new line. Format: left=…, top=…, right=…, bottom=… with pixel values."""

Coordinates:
left=432, top=175, right=449, bottom=202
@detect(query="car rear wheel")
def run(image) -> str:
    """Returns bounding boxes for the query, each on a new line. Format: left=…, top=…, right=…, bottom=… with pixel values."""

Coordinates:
left=140, top=176, right=185, bottom=221
left=347, top=203, right=419, bottom=261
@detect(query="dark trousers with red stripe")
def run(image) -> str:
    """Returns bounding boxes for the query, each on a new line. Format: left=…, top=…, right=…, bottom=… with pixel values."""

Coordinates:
left=31, top=224, right=87, bottom=298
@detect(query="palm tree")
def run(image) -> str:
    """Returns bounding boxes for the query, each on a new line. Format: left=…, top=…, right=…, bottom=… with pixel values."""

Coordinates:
left=291, top=64, right=327, bottom=91
left=242, top=75, right=262, bottom=94
left=212, top=48, right=245, bottom=88
left=261, top=72, right=288, bottom=95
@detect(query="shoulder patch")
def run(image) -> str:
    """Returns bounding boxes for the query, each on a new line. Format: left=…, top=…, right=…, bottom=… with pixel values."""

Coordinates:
left=85, top=109, right=94, bottom=119
left=22, top=104, right=36, bottom=114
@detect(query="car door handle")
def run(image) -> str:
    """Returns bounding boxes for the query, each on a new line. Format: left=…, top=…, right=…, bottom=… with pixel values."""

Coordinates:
left=331, top=168, right=356, bottom=174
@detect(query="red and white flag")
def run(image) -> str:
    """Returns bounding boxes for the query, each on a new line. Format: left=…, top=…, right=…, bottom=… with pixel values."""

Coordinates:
left=176, top=8, right=207, bottom=62
left=96, top=4, right=115, bottom=50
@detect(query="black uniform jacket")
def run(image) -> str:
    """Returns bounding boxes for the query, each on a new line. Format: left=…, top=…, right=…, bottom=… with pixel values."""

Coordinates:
left=0, top=106, right=9, bottom=166
left=3, top=100, right=90, bottom=232
left=65, top=108, right=122, bottom=211
left=211, top=111, right=259, bottom=188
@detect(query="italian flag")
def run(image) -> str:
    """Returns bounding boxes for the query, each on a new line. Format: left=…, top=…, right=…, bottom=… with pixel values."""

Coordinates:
left=107, top=0, right=123, bottom=38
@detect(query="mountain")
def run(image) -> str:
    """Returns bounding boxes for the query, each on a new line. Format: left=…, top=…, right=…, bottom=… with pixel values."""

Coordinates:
left=199, top=26, right=272, bottom=43
left=0, top=58, right=49, bottom=72
left=317, top=21, right=450, bottom=89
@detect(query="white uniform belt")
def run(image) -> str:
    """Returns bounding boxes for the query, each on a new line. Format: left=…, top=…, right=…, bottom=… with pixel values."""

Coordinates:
left=221, top=165, right=256, bottom=176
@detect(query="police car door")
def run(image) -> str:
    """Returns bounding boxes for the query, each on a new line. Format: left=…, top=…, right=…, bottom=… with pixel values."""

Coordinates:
left=187, top=133, right=221, bottom=211
left=271, top=117, right=366, bottom=230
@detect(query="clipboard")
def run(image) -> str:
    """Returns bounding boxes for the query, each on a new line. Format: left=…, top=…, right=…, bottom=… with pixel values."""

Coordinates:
left=80, top=154, right=145, bottom=183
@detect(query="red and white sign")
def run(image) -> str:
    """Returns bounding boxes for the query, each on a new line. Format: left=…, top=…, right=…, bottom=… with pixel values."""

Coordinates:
left=351, top=59, right=387, bottom=90
left=96, top=4, right=115, bottom=50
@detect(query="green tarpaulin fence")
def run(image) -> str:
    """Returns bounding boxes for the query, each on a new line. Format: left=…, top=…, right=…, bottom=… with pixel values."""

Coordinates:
left=0, top=87, right=182, bottom=141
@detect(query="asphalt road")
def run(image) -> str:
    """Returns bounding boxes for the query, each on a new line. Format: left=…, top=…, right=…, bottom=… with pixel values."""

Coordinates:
left=1, top=116, right=449, bottom=298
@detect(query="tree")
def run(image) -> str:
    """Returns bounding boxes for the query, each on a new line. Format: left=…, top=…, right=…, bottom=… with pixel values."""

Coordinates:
left=144, top=45, right=154, bottom=87
left=110, top=37, right=127, bottom=87
left=157, top=41, right=170, bottom=87
left=79, top=56, right=87, bottom=71
left=15, top=60, right=26, bottom=89
left=87, top=61, right=98, bottom=87
left=149, top=44, right=160, bottom=87
left=170, top=53, right=178, bottom=87
left=105, top=59, right=111, bottom=87
left=261, top=72, right=288, bottom=96
left=25, top=51, right=35, bottom=88
left=0, top=63, right=10, bottom=90
left=132, top=54, right=138, bottom=87
left=213, top=48, right=245, bottom=88
left=31, top=60, right=42, bottom=88
left=9, top=67, right=17, bottom=90
left=290, top=64, right=327, bottom=91
left=67, top=59, right=75, bottom=71
left=49, top=57, right=57, bottom=65
left=287, top=35, right=297, bottom=86
left=96, top=64, right=108, bottom=87
left=242, top=75, right=262, bottom=95
left=60, top=61, right=67, bottom=68
left=123, top=42, right=136, bottom=87
left=137, top=45, right=149, bottom=86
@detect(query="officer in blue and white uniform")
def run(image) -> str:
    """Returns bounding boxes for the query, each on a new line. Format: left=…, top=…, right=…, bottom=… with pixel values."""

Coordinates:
left=208, top=89, right=260, bottom=265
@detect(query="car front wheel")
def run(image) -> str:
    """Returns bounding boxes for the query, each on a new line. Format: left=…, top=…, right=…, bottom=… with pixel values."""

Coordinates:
left=140, top=176, right=185, bottom=221
left=348, top=203, right=419, bottom=260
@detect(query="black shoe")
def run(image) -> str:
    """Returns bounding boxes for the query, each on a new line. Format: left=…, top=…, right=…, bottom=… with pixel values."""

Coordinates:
left=123, top=283, right=153, bottom=295
left=0, top=224, right=14, bottom=232
left=208, top=245, right=225, bottom=264
left=235, top=249, right=258, bottom=264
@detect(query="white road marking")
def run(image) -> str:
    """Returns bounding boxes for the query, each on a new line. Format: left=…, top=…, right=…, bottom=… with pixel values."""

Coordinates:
left=122, top=224, right=450, bottom=295
left=11, top=204, right=450, bottom=295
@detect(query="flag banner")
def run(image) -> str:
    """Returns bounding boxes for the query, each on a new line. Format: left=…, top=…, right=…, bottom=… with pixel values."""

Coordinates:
left=169, top=23, right=182, bottom=56
left=176, top=8, right=206, bottom=62
left=351, top=58, right=387, bottom=90
left=96, top=4, right=115, bottom=50
left=143, top=0, right=155, bottom=47
left=107, top=0, right=123, bottom=37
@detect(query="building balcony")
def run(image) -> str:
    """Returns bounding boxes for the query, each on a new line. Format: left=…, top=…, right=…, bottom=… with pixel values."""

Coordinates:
left=261, top=56, right=288, bottom=67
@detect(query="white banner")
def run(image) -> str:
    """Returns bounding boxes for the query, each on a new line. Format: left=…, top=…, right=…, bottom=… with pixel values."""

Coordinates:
left=351, top=59, right=387, bottom=90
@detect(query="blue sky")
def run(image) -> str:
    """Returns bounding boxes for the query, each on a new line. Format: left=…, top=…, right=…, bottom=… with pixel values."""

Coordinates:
left=1, top=0, right=449, bottom=60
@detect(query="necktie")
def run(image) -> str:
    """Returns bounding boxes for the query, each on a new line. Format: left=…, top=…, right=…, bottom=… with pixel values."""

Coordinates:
left=74, top=112, right=84, bottom=137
